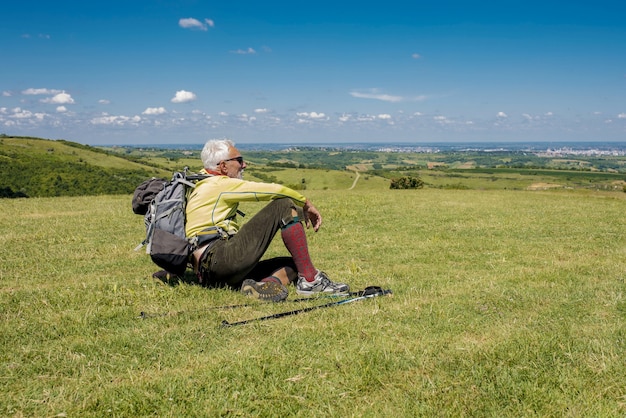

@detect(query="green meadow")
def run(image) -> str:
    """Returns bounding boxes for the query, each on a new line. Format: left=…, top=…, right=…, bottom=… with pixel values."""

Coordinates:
left=2, top=177, right=625, bottom=415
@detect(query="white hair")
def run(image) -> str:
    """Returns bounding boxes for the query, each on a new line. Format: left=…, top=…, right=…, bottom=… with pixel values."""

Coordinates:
left=201, top=138, right=235, bottom=170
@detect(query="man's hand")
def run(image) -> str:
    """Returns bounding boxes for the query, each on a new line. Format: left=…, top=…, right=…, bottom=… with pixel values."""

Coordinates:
left=303, top=199, right=322, bottom=232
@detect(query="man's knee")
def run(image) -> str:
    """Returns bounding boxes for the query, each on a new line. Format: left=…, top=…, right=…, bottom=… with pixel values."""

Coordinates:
left=267, top=198, right=301, bottom=226
left=268, top=197, right=295, bottom=211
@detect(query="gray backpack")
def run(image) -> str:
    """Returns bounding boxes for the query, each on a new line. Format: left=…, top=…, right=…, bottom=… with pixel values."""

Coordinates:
left=134, top=170, right=208, bottom=275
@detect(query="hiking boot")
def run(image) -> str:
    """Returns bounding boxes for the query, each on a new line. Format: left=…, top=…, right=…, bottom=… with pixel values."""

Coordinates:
left=152, top=270, right=182, bottom=284
left=296, top=270, right=349, bottom=295
left=241, top=279, right=289, bottom=302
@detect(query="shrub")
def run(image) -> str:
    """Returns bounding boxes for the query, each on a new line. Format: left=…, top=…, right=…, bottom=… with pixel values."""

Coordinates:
left=0, top=186, right=28, bottom=198
left=390, top=176, right=424, bottom=189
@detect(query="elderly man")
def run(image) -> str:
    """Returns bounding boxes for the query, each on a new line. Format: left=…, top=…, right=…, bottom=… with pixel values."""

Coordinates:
left=185, top=138, right=349, bottom=301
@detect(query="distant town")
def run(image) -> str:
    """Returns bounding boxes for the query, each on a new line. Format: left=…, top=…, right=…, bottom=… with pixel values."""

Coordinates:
left=362, top=141, right=626, bottom=156
left=115, top=140, right=626, bottom=157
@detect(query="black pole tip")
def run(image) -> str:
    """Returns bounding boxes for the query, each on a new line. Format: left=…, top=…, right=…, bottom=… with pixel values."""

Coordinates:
left=362, top=286, right=383, bottom=296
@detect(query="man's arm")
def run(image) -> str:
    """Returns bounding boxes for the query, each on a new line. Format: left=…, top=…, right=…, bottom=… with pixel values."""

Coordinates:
left=217, top=177, right=322, bottom=231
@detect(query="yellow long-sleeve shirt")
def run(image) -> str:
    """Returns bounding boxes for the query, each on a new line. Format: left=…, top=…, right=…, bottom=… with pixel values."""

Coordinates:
left=185, top=173, right=307, bottom=238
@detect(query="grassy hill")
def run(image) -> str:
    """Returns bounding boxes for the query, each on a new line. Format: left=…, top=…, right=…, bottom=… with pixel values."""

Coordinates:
left=0, top=136, right=170, bottom=197
left=0, top=137, right=384, bottom=197
left=3, top=136, right=625, bottom=198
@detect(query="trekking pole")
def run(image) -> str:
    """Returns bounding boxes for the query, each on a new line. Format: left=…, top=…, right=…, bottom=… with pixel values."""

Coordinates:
left=138, top=294, right=351, bottom=319
left=286, top=286, right=385, bottom=303
left=139, top=302, right=251, bottom=319
left=139, top=287, right=390, bottom=320
left=221, top=287, right=392, bottom=327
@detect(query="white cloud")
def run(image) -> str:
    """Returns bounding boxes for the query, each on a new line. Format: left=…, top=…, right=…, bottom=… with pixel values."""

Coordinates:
left=433, top=115, right=453, bottom=124
left=3, top=91, right=11, bottom=97
left=497, top=111, right=508, bottom=118
left=90, top=113, right=141, bottom=125
left=142, top=107, right=167, bottom=115
left=22, top=88, right=62, bottom=95
left=179, top=17, right=214, bottom=31
left=412, top=53, right=421, bottom=59
left=171, top=90, right=197, bottom=103
left=377, top=114, right=392, bottom=119
left=522, top=113, right=554, bottom=121
left=98, top=99, right=110, bottom=105
left=42, top=92, right=75, bottom=104
left=10, top=107, right=31, bottom=118
left=8, top=107, right=47, bottom=121
left=296, top=111, right=328, bottom=124
left=230, top=47, right=257, bottom=55
left=296, top=112, right=326, bottom=119
left=28, top=90, right=75, bottom=105
left=254, top=108, right=269, bottom=113
left=56, top=106, right=67, bottom=113
left=22, top=33, right=51, bottom=40
left=246, top=115, right=257, bottom=123
left=618, top=113, right=626, bottom=119
left=350, top=90, right=403, bottom=103
left=350, top=89, right=426, bottom=103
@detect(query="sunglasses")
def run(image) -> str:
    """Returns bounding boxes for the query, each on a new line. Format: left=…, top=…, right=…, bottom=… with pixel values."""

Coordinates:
left=222, top=156, right=244, bottom=165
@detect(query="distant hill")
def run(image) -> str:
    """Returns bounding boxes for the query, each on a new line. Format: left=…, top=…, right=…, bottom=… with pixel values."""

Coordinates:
left=3, top=136, right=623, bottom=198
left=0, top=136, right=170, bottom=198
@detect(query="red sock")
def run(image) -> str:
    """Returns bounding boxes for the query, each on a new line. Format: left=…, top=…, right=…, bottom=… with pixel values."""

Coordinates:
left=281, top=221, right=317, bottom=282
left=261, top=276, right=282, bottom=285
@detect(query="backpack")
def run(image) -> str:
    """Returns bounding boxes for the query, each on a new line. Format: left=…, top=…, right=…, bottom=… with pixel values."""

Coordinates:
left=133, top=170, right=208, bottom=276
left=132, top=177, right=167, bottom=215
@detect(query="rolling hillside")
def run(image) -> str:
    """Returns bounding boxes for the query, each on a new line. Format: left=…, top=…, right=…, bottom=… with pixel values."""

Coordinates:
left=2, top=136, right=624, bottom=198
left=0, top=136, right=170, bottom=197
left=0, top=136, right=386, bottom=198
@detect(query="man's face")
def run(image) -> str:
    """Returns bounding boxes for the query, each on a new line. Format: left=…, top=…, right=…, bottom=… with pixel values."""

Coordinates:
left=220, top=147, right=247, bottom=179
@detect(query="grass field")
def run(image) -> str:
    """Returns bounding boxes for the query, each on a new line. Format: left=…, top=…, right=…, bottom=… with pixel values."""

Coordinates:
left=1, top=184, right=625, bottom=416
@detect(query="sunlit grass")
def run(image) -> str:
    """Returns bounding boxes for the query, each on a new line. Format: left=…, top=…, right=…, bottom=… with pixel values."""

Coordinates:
left=1, top=186, right=625, bottom=416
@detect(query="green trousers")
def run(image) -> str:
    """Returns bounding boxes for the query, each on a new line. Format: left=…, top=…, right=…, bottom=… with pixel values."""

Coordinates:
left=197, top=198, right=301, bottom=287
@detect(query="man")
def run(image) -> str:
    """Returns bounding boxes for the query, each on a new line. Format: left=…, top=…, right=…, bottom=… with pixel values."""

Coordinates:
left=185, top=138, right=349, bottom=302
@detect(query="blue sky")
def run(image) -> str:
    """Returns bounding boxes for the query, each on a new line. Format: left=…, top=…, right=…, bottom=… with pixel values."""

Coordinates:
left=1, top=0, right=625, bottom=145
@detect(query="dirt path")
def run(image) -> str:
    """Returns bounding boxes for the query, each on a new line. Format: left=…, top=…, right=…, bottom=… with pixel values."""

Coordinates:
left=348, top=170, right=361, bottom=190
